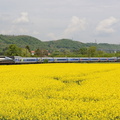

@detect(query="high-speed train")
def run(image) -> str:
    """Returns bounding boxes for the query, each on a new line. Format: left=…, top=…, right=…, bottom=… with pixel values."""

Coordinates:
left=0, top=56, right=119, bottom=64
left=1, top=56, right=120, bottom=64
left=0, top=56, right=13, bottom=63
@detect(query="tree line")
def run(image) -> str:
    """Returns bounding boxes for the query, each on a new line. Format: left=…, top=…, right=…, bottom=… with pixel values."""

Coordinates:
left=51, top=46, right=120, bottom=57
left=3, top=44, right=120, bottom=57
left=3, top=44, right=48, bottom=57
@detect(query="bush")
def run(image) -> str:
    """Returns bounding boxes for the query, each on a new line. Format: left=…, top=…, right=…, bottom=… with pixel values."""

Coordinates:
left=44, top=59, right=48, bottom=63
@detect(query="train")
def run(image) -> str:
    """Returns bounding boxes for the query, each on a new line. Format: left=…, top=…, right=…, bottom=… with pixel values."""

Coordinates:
left=0, top=56, right=13, bottom=63
left=0, top=56, right=120, bottom=64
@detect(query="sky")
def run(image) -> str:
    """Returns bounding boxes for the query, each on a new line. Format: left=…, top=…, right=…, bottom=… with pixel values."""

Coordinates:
left=0, top=0, right=120, bottom=44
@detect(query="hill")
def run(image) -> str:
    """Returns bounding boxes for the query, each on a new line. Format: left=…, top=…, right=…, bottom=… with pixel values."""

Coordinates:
left=44, top=39, right=86, bottom=51
left=0, top=35, right=46, bottom=51
left=0, top=34, right=120, bottom=54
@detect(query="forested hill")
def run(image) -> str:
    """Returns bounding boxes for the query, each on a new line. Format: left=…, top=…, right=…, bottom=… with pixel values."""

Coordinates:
left=0, top=35, right=46, bottom=50
left=44, top=39, right=86, bottom=51
left=0, top=34, right=120, bottom=52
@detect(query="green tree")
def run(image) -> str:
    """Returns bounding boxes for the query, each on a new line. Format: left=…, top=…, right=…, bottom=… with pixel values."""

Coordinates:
left=35, top=48, right=48, bottom=57
left=25, top=45, right=31, bottom=53
left=87, top=46, right=97, bottom=57
left=21, top=48, right=31, bottom=57
left=4, top=44, right=21, bottom=56
left=114, top=51, right=120, bottom=57
left=25, top=45, right=31, bottom=56
left=96, top=50, right=105, bottom=57
left=79, top=47, right=87, bottom=55
left=35, top=48, right=41, bottom=56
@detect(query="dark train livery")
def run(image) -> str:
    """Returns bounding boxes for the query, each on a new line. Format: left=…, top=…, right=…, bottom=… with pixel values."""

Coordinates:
left=0, top=56, right=120, bottom=64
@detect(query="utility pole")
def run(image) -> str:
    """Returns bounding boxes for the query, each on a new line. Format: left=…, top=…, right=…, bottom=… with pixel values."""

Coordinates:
left=95, top=39, right=97, bottom=44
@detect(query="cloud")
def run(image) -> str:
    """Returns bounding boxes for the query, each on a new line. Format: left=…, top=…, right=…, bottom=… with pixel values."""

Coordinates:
left=96, top=17, right=119, bottom=33
left=18, top=28, right=29, bottom=33
left=63, top=16, right=87, bottom=36
left=47, top=33, right=57, bottom=40
left=0, top=30, right=13, bottom=35
left=0, top=12, right=30, bottom=35
left=33, top=31, right=40, bottom=35
left=14, top=12, right=29, bottom=23
left=0, top=14, right=11, bottom=21
left=47, top=16, right=88, bottom=40
left=0, top=25, right=29, bottom=35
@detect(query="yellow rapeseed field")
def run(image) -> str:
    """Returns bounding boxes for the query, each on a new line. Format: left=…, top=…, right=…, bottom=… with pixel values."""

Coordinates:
left=0, top=63, right=120, bottom=120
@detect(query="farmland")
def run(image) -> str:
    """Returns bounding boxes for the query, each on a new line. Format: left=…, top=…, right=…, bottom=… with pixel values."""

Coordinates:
left=0, top=63, right=120, bottom=119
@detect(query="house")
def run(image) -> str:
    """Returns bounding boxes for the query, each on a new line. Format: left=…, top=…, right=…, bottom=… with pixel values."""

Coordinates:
left=31, top=51, right=35, bottom=55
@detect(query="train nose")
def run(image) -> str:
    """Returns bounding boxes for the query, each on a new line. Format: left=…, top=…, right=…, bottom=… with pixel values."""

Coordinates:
left=5, top=57, right=13, bottom=61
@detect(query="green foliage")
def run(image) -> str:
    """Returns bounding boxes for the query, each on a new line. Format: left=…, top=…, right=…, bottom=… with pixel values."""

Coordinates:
left=4, top=44, right=21, bottom=56
left=25, top=45, right=31, bottom=53
left=87, top=46, right=97, bottom=57
left=35, top=48, right=48, bottom=57
left=1, top=34, right=120, bottom=57
left=44, top=39, right=85, bottom=52
left=21, top=48, right=31, bottom=57
left=115, top=51, right=120, bottom=57
left=79, top=47, right=88, bottom=55
left=43, top=59, right=48, bottom=63
left=0, top=34, right=46, bottom=52
left=35, top=48, right=41, bottom=56
left=4, top=44, right=31, bottom=57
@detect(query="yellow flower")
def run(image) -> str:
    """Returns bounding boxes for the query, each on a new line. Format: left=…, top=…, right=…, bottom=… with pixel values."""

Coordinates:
left=0, top=63, right=120, bottom=119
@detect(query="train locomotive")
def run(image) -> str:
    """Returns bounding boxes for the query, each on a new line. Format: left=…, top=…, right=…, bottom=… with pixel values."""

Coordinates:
left=0, top=56, right=13, bottom=64
left=0, top=56, right=119, bottom=64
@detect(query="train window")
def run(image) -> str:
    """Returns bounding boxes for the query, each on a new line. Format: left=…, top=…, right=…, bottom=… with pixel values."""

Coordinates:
left=100, top=59, right=107, bottom=60
left=48, top=59, right=54, bottom=61
left=108, top=59, right=115, bottom=60
left=15, top=59, right=19, bottom=61
left=90, top=59, right=99, bottom=60
left=26, top=59, right=37, bottom=61
left=69, top=59, right=79, bottom=61
left=57, top=59, right=67, bottom=61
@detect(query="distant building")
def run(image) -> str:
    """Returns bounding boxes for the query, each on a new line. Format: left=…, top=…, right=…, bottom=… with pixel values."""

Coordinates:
left=31, top=51, right=35, bottom=55
left=48, top=52, right=51, bottom=56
